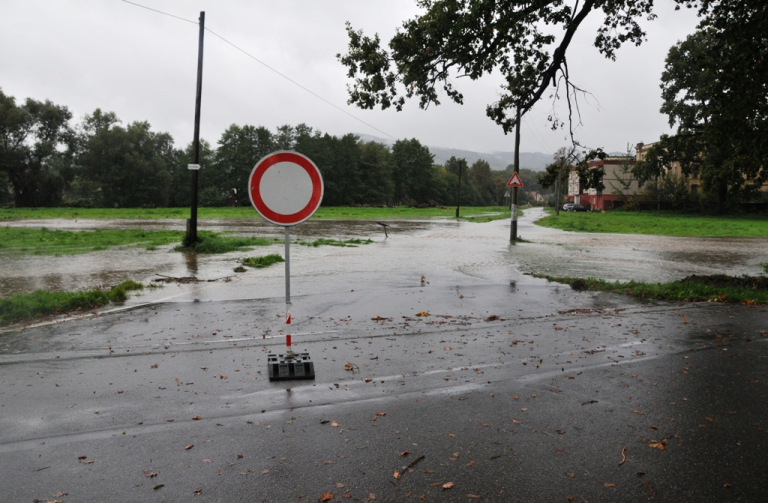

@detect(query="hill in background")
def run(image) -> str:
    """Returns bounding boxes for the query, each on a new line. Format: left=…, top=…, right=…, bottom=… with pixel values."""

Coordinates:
left=355, top=133, right=552, bottom=171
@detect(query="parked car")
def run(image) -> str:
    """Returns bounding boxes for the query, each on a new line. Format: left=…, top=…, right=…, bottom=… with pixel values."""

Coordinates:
left=562, top=203, right=574, bottom=211
left=570, top=204, right=588, bottom=212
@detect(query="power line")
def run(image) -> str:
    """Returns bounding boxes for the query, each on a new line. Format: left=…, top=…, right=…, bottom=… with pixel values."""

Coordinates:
left=121, top=0, right=396, bottom=141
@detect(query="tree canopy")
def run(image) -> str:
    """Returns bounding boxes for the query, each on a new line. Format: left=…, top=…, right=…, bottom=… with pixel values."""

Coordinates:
left=337, top=0, right=725, bottom=136
left=634, top=0, right=768, bottom=210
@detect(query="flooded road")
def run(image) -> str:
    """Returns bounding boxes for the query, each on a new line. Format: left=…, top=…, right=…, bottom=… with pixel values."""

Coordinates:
left=2, top=210, right=767, bottom=502
left=1, top=208, right=766, bottom=300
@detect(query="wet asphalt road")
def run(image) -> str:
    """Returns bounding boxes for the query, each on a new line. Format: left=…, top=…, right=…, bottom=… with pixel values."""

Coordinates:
left=1, top=211, right=767, bottom=502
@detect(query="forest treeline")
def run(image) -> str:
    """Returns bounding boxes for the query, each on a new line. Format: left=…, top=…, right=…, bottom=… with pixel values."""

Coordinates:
left=0, top=89, right=545, bottom=208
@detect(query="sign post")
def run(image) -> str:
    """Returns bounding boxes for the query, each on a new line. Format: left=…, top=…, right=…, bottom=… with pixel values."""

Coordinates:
left=249, top=151, right=324, bottom=380
left=506, top=172, right=524, bottom=241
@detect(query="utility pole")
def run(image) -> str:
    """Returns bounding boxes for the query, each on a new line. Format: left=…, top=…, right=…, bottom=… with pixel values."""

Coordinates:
left=455, top=159, right=462, bottom=218
left=510, top=106, right=521, bottom=242
left=186, top=11, right=205, bottom=245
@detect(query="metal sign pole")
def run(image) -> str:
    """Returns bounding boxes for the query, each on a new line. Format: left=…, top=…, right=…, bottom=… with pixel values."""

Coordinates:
left=284, top=226, right=294, bottom=359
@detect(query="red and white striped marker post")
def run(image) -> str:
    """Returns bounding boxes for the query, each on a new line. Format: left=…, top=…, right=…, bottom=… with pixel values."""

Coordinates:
left=285, top=309, right=293, bottom=357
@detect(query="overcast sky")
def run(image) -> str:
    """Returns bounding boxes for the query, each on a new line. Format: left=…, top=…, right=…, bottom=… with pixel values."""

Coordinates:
left=1, top=0, right=702, bottom=157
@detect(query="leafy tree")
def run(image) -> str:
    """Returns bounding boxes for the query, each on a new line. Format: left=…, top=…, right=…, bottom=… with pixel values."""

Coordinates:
left=211, top=124, right=275, bottom=206
left=636, top=0, right=768, bottom=211
left=641, top=172, right=692, bottom=208
left=469, top=159, right=495, bottom=205
left=78, top=111, right=176, bottom=207
left=0, top=89, right=74, bottom=207
left=538, top=147, right=581, bottom=215
left=391, top=138, right=436, bottom=205
left=358, top=141, right=394, bottom=205
left=336, top=0, right=713, bottom=137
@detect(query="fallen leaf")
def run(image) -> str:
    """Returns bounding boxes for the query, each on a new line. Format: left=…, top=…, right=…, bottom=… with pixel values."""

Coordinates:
left=466, top=461, right=475, bottom=467
left=320, top=491, right=334, bottom=502
left=193, top=488, right=202, bottom=496
left=567, top=473, right=575, bottom=478
left=468, top=495, right=481, bottom=499
left=648, top=442, right=665, bottom=450
left=415, top=312, right=430, bottom=317
left=364, top=378, right=372, bottom=383
left=237, top=454, right=244, bottom=459
left=78, top=456, right=94, bottom=464
left=336, top=482, right=345, bottom=488
left=52, top=491, right=68, bottom=497
left=192, top=415, right=202, bottom=420
left=153, top=484, right=164, bottom=490
left=394, top=471, right=401, bottom=479
left=262, top=469, right=269, bottom=474
left=202, top=459, right=211, bottom=463
left=185, top=445, right=194, bottom=450
left=331, top=421, right=341, bottom=427
left=442, top=482, right=454, bottom=489
left=604, top=483, right=616, bottom=487
left=448, top=433, right=455, bottom=437
left=144, top=470, right=158, bottom=478
left=376, top=412, right=386, bottom=416
left=401, top=451, right=410, bottom=456
left=369, top=493, right=376, bottom=500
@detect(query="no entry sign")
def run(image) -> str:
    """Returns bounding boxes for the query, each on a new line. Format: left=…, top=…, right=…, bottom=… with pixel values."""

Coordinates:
left=248, top=151, right=324, bottom=226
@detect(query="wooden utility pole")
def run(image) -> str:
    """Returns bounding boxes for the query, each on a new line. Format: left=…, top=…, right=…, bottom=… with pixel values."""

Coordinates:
left=455, top=159, right=462, bottom=218
left=186, top=11, right=205, bottom=245
left=510, top=106, right=521, bottom=242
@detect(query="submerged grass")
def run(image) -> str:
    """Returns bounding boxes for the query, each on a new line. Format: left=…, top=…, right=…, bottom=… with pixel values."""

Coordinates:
left=537, top=274, right=768, bottom=305
left=0, top=280, right=144, bottom=325
left=0, top=227, right=185, bottom=256
left=242, top=254, right=285, bottom=268
left=175, top=232, right=280, bottom=254
left=296, top=238, right=374, bottom=247
left=0, top=206, right=514, bottom=221
left=536, top=209, right=768, bottom=237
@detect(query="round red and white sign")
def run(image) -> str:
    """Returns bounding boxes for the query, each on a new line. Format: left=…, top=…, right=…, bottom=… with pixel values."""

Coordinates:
left=248, top=151, right=324, bottom=226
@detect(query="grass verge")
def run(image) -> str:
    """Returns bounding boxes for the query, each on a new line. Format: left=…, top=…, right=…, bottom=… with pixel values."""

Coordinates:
left=536, top=274, right=768, bottom=305
left=0, top=227, right=185, bottom=256
left=0, top=206, right=515, bottom=221
left=535, top=209, right=768, bottom=237
left=0, top=280, right=144, bottom=326
left=242, top=254, right=285, bottom=268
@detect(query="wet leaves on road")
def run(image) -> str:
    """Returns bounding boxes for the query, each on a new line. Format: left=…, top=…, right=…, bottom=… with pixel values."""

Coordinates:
left=143, top=470, right=158, bottom=478
left=77, top=456, right=94, bottom=464
left=185, top=444, right=194, bottom=450
left=320, top=491, right=334, bottom=501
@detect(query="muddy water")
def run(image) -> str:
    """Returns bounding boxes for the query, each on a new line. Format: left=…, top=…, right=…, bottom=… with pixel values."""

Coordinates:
left=1, top=209, right=766, bottom=300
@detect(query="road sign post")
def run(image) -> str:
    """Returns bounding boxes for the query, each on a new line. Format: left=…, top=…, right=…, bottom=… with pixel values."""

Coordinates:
left=248, top=151, right=324, bottom=381
left=506, top=172, right=524, bottom=242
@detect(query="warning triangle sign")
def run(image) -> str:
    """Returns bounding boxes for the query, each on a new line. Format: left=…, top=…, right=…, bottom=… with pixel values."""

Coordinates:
left=506, top=172, right=524, bottom=187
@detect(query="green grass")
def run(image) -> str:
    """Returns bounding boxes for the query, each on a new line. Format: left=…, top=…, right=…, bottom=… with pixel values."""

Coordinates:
left=536, top=209, right=768, bottom=237
left=0, top=280, right=144, bottom=325
left=175, top=232, right=280, bottom=254
left=537, top=274, right=768, bottom=305
left=296, top=238, right=374, bottom=247
left=0, top=227, right=185, bottom=256
left=0, top=206, right=514, bottom=221
left=242, top=254, right=285, bottom=268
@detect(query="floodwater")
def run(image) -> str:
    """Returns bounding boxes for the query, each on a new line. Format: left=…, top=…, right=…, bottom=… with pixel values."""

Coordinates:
left=0, top=208, right=765, bottom=300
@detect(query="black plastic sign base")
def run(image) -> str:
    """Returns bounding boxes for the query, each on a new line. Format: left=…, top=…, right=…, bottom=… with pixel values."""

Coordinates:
left=268, top=353, right=316, bottom=381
